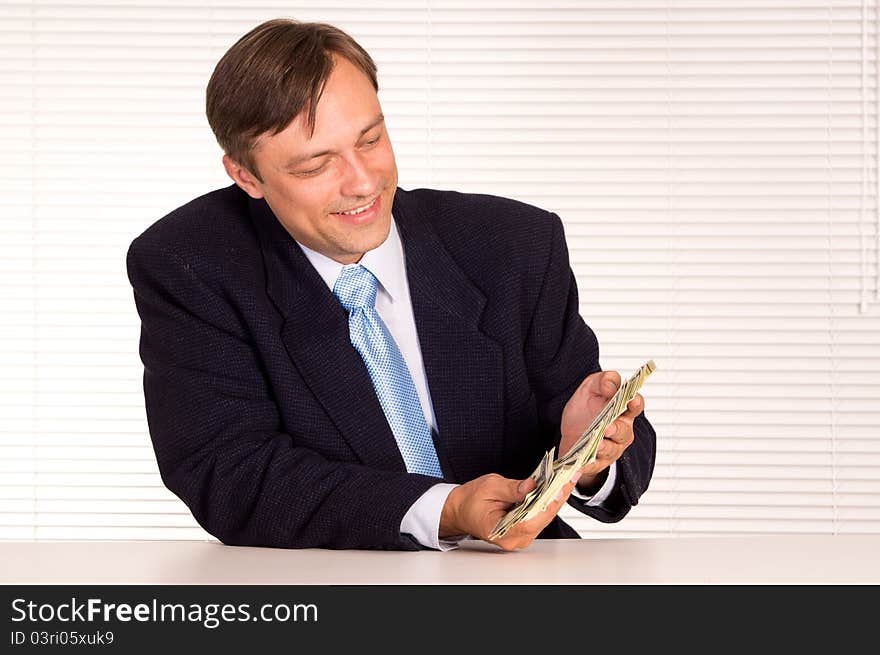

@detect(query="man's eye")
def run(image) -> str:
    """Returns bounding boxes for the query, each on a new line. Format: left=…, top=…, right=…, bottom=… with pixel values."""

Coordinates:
left=296, top=164, right=325, bottom=177
left=364, top=135, right=381, bottom=146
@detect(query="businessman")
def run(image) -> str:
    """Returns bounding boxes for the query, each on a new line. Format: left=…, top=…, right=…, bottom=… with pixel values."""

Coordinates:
left=126, top=19, right=656, bottom=551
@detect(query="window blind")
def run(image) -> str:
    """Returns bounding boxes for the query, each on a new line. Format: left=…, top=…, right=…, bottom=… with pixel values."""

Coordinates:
left=1, top=0, right=878, bottom=541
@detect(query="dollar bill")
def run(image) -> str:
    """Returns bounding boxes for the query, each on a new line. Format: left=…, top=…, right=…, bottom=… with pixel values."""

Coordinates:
left=489, top=359, right=656, bottom=541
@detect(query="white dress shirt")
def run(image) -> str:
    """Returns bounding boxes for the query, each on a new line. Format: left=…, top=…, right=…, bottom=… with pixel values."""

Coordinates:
left=296, top=216, right=616, bottom=550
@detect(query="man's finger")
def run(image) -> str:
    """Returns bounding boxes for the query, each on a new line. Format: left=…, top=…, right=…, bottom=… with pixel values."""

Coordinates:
left=488, top=475, right=535, bottom=504
left=626, top=394, right=644, bottom=414
left=609, top=396, right=643, bottom=425
left=597, top=395, right=642, bottom=444
left=517, top=480, right=576, bottom=533
left=553, top=479, right=578, bottom=504
left=515, top=476, right=536, bottom=498
left=588, top=370, right=621, bottom=398
left=605, top=417, right=632, bottom=438
left=605, top=418, right=634, bottom=443
left=602, top=371, right=621, bottom=396
left=598, top=435, right=625, bottom=455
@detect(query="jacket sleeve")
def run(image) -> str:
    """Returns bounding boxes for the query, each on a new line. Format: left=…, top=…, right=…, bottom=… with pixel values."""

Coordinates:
left=522, top=212, right=657, bottom=523
left=126, top=237, right=439, bottom=550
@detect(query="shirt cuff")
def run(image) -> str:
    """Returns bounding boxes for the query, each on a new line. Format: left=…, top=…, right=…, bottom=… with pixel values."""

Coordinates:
left=400, top=483, right=465, bottom=551
left=570, top=461, right=617, bottom=507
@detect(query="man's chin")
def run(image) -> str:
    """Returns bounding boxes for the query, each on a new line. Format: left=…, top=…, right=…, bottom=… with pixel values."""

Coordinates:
left=360, top=214, right=393, bottom=251
left=332, top=216, right=391, bottom=263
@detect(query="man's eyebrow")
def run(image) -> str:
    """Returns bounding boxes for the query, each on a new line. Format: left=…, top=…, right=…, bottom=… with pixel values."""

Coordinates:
left=283, top=113, right=385, bottom=168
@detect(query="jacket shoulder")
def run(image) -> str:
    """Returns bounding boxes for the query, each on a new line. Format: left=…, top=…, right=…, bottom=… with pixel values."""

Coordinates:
left=126, top=185, right=259, bottom=282
left=400, top=186, right=562, bottom=273
left=130, top=185, right=252, bottom=251
left=404, top=187, right=558, bottom=233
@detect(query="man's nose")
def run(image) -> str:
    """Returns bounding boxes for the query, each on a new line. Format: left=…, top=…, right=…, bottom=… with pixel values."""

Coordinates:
left=338, top=152, right=377, bottom=199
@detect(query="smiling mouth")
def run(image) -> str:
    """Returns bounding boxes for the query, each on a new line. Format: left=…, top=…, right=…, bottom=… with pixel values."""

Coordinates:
left=331, top=196, right=379, bottom=216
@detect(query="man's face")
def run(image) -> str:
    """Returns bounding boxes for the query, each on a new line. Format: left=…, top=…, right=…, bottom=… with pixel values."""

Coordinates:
left=225, top=55, right=398, bottom=265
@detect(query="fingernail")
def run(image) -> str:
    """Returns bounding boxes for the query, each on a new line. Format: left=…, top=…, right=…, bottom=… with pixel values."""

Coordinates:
left=517, top=481, right=526, bottom=493
left=606, top=424, right=617, bottom=436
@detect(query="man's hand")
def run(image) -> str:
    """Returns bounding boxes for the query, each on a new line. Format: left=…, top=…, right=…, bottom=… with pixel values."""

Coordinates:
left=559, top=370, right=644, bottom=492
left=439, top=470, right=583, bottom=551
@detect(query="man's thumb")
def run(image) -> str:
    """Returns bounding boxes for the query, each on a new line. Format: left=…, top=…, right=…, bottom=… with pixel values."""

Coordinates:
left=516, top=477, right=535, bottom=496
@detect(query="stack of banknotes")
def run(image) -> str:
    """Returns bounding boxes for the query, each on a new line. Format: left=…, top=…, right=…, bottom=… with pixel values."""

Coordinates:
left=489, top=359, right=657, bottom=541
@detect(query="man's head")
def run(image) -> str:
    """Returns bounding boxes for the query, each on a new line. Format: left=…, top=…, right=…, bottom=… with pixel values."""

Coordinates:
left=207, top=19, right=398, bottom=264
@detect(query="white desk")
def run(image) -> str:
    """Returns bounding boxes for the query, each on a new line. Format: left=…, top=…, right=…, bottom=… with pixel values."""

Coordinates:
left=2, top=536, right=878, bottom=584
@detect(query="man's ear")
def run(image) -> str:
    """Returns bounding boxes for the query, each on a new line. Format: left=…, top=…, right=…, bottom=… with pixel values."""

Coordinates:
left=222, top=155, right=265, bottom=199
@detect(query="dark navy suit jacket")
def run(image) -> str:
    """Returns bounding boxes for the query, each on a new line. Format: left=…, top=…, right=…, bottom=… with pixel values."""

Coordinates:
left=126, top=185, right=656, bottom=550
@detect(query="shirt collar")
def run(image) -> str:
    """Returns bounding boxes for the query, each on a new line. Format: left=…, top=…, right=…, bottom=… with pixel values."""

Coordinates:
left=296, top=216, right=406, bottom=302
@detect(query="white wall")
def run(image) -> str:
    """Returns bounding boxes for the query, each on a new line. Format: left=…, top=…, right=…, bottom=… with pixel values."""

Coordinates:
left=1, top=0, right=879, bottom=540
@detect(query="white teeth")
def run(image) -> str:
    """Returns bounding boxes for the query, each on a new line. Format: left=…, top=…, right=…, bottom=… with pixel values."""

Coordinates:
left=335, top=198, right=375, bottom=216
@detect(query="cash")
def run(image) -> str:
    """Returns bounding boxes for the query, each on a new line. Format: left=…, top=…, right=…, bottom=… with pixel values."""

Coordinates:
left=489, top=359, right=657, bottom=541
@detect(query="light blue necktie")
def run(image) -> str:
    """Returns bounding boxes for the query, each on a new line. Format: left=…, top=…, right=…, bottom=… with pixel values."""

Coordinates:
left=333, top=264, right=443, bottom=478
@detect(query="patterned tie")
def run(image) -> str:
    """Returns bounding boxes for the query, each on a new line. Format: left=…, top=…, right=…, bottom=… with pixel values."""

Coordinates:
left=333, top=264, right=443, bottom=478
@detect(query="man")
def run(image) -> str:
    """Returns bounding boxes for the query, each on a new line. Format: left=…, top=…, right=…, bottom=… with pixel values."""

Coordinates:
left=126, top=19, right=656, bottom=551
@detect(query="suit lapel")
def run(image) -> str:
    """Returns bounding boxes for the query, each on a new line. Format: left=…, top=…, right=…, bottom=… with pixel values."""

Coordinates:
left=249, top=189, right=505, bottom=482
left=249, top=196, right=407, bottom=472
left=393, top=190, right=504, bottom=483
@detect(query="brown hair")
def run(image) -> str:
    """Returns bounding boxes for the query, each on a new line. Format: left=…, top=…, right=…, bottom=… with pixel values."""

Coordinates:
left=206, top=19, right=378, bottom=181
